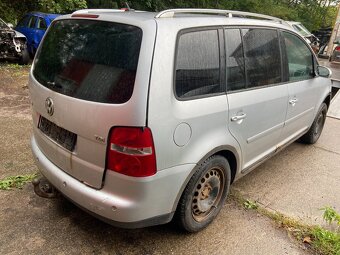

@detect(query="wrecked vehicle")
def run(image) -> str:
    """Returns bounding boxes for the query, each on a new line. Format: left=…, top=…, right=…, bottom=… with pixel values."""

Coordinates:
left=15, top=12, right=60, bottom=57
left=0, top=18, right=29, bottom=64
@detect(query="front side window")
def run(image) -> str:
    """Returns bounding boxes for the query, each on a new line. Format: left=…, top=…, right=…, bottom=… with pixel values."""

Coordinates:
left=282, top=31, right=314, bottom=81
left=242, top=28, right=282, bottom=88
left=17, top=16, right=29, bottom=27
left=175, top=29, right=221, bottom=99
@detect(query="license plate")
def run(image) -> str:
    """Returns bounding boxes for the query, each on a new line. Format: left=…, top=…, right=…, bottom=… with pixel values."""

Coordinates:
left=38, top=116, right=77, bottom=151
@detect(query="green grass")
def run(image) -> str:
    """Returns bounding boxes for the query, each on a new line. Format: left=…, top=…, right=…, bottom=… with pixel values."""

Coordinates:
left=312, top=227, right=340, bottom=255
left=230, top=190, right=340, bottom=255
left=0, top=173, right=37, bottom=190
left=0, top=63, right=31, bottom=69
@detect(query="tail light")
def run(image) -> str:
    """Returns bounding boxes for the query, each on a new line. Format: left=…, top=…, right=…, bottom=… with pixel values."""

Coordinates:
left=107, top=127, right=157, bottom=177
left=335, top=46, right=340, bottom=52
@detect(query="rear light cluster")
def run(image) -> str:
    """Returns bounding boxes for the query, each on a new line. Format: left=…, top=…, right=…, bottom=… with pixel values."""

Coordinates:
left=107, top=127, right=157, bottom=177
left=335, top=46, right=340, bottom=52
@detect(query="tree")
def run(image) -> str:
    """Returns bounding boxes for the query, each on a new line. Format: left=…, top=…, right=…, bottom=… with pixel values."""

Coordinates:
left=0, top=0, right=87, bottom=23
left=37, top=0, right=87, bottom=13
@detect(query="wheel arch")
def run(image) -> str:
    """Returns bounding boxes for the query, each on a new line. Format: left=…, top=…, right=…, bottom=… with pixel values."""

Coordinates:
left=323, top=93, right=331, bottom=111
left=171, top=145, right=240, bottom=213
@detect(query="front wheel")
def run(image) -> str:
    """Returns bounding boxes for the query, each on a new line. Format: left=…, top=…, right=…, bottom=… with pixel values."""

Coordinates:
left=176, top=155, right=231, bottom=232
left=299, top=103, right=327, bottom=144
left=19, top=48, right=29, bottom=65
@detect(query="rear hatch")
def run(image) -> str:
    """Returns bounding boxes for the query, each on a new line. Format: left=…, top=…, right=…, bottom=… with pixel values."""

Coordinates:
left=29, top=15, right=156, bottom=188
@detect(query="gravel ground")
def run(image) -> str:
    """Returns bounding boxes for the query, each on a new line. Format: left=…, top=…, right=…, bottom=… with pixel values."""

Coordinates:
left=0, top=64, right=37, bottom=179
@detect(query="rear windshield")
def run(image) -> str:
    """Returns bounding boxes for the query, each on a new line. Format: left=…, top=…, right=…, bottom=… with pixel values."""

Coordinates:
left=33, top=19, right=142, bottom=104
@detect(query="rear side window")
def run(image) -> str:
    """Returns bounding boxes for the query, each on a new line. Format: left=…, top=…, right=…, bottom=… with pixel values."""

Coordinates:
left=175, top=29, right=222, bottom=99
left=33, top=20, right=142, bottom=104
left=242, top=28, right=281, bottom=88
left=282, top=31, right=314, bottom=81
left=225, top=29, right=246, bottom=91
left=28, top=16, right=37, bottom=28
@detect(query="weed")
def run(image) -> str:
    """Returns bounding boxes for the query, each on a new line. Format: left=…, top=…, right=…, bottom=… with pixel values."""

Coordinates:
left=243, top=199, right=259, bottom=210
left=321, top=206, right=340, bottom=226
left=0, top=173, right=37, bottom=190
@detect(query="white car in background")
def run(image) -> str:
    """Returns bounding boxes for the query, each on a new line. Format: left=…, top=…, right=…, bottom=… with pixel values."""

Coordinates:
left=287, top=21, right=319, bottom=45
left=0, top=18, right=29, bottom=64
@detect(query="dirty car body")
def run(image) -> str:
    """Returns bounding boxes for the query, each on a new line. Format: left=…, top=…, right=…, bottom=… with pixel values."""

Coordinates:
left=29, top=9, right=332, bottom=232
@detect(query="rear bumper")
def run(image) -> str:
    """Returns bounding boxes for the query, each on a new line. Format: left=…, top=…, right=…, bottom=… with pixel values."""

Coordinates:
left=31, top=136, right=194, bottom=228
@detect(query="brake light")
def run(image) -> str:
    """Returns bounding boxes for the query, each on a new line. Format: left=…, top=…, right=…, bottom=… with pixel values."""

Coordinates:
left=71, top=14, right=99, bottom=18
left=335, top=46, right=340, bottom=52
left=107, top=127, right=157, bottom=177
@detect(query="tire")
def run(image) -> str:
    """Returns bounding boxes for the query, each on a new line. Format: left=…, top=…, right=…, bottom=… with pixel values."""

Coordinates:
left=299, top=103, right=327, bottom=144
left=29, top=45, right=36, bottom=59
left=176, top=155, right=231, bottom=232
left=19, top=48, right=29, bottom=65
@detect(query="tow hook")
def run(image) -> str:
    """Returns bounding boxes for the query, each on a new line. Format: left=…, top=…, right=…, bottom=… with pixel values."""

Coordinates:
left=32, top=177, right=58, bottom=198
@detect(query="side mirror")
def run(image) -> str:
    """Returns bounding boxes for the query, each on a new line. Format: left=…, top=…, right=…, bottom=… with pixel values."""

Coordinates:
left=7, top=23, right=14, bottom=29
left=316, top=65, right=332, bottom=78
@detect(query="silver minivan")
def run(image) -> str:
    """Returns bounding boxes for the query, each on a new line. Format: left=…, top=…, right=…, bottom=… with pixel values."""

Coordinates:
left=30, top=9, right=332, bottom=232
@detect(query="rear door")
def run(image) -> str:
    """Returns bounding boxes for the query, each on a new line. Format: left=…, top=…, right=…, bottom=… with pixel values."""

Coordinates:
left=32, top=16, right=47, bottom=51
left=226, top=28, right=288, bottom=170
left=30, top=17, right=155, bottom=188
left=26, top=15, right=37, bottom=52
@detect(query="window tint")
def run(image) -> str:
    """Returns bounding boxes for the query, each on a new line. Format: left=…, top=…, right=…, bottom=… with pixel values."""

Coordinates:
left=225, top=29, right=246, bottom=91
left=37, top=18, right=47, bottom=30
left=242, top=29, right=281, bottom=88
left=33, top=20, right=142, bottom=104
left=175, top=30, right=221, bottom=99
left=28, top=16, right=37, bottom=28
left=282, top=32, right=314, bottom=81
left=17, top=16, right=30, bottom=27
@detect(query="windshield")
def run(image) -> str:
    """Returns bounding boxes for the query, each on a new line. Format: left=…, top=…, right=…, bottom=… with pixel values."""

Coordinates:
left=33, top=19, right=142, bottom=104
left=0, top=18, right=9, bottom=29
left=292, top=23, right=311, bottom=37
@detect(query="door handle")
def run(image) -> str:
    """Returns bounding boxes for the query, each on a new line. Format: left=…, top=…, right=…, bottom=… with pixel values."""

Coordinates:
left=289, top=98, right=298, bottom=106
left=231, top=113, right=247, bottom=122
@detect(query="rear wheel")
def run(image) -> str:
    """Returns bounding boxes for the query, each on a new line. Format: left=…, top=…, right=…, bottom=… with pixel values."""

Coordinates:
left=299, top=103, right=327, bottom=144
left=176, top=155, right=231, bottom=232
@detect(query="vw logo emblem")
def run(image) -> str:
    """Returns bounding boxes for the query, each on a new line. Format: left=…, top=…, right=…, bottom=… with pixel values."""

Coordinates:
left=45, top=97, right=54, bottom=116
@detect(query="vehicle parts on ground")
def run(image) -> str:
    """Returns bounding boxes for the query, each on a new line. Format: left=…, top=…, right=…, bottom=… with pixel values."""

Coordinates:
left=32, top=177, right=58, bottom=198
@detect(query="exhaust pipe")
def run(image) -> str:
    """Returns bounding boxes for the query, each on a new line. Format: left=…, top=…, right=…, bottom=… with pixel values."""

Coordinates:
left=32, top=177, right=58, bottom=198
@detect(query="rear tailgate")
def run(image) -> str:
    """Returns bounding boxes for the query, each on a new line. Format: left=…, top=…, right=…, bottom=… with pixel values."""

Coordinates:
left=29, top=15, right=156, bottom=188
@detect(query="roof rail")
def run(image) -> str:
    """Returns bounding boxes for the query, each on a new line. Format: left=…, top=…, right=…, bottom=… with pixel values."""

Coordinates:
left=72, top=9, right=125, bottom=14
left=155, top=8, right=289, bottom=26
left=72, top=9, right=146, bottom=14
